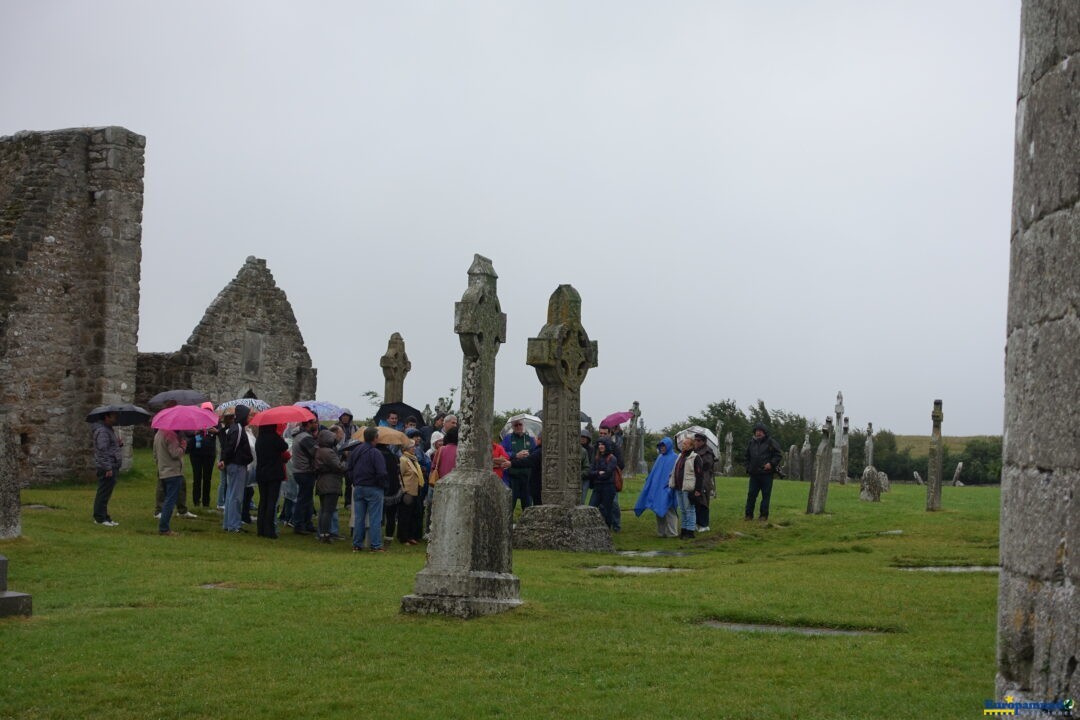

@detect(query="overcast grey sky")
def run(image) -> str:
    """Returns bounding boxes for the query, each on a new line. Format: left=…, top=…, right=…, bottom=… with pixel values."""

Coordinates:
left=2, top=1, right=1020, bottom=435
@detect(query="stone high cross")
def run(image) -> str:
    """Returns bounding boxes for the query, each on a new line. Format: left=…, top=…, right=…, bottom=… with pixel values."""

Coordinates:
left=454, top=256, right=506, bottom=471
left=380, top=332, right=412, bottom=405
left=526, top=285, right=598, bottom=507
left=401, top=254, right=521, bottom=618
left=926, top=399, right=944, bottom=511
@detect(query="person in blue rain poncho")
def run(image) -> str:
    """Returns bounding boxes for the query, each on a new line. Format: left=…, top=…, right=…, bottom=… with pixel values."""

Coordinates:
left=633, top=437, right=680, bottom=537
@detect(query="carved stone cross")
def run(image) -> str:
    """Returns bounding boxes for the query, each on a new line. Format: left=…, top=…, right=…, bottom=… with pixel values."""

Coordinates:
left=526, top=285, right=598, bottom=507
left=380, top=332, right=412, bottom=404
left=454, top=255, right=506, bottom=472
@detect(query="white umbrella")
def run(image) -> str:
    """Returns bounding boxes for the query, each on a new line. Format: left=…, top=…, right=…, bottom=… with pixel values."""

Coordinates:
left=675, top=425, right=719, bottom=456
left=501, top=413, right=542, bottom=438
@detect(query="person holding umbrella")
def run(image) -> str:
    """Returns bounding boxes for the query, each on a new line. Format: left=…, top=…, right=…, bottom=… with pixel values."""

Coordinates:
left=90, top=411, right=123, bottom=526
left=153, top=425, right=187, bottom=536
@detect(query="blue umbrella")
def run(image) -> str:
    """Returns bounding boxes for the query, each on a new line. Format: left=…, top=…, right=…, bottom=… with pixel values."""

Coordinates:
left=294, top=400, right=344, bottom=421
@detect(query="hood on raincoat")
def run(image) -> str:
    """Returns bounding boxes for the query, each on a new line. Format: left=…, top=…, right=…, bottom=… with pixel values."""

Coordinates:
left=317, top=429, right=337, bottom=448
left=633, top=437, right=678, bottom=518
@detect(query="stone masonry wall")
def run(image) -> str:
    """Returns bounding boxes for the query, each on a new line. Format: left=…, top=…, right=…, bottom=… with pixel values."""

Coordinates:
left=997, top=1, right=1080, bottom=705
left=0, top=127, right=144, bottom=487
left=135, top=256, right=316, bottom=415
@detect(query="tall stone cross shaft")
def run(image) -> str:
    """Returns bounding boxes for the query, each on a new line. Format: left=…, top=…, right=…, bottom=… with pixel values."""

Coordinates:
left=401, top=255, right=521, bottom=618
left=526, top=285, right=598, bottom=507
left=926, top=399, right=944, bottom=511
left=380, top=332, right=411, bottom=405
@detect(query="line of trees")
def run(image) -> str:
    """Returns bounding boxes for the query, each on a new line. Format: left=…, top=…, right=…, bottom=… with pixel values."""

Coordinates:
left=644, top=399, right=1002, bottom=485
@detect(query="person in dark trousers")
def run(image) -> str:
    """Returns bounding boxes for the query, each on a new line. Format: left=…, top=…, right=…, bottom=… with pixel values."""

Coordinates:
left=587, top=439, right=619, bottom=528
left=187, top=402, right=219, bottom=508
left=692, top=433, right=716, bottom=532
left=289, top=417, right=319, bottom=535
left=255, top=424, right=289, bottom=539
left=502, top=419, right=537, bottom=510
left=91, top=410, right=122, bottom=526
left=314, top=429, right=345, bottom=543
left=744, top=422, right=783, bottom=521
left=509, top=435, right=542, bottom=520
left=379, top=443, right=403, bottom=542
left=597, top=426, right=624, bottom=530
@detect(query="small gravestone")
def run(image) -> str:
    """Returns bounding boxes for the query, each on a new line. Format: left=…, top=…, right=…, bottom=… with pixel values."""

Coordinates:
left=401, top=255, right=522, bottom=618
left=380, top=332, right=411, bottom=405
left=878, top=470, right=890, bottom=493
left=807, top=418, right=832, bottom=514
left=723, top=432, right=734, bottom=476
left=859, top=466, right=883, bottom=502
left=787, top=445, right=800, bottom=480
left=926, top=400, right=944, bottom=510
left=0, top=556, right=32, bottom=617
left=913, top=471, right=924, bottom=486
left=800, top=431, right=814, bottom=482
left=952, top=461, right=964, bottom=487
left=514, top=285, right=610, bottom=552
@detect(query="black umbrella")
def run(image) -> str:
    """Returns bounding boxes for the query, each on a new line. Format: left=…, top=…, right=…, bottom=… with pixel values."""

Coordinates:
left=375, top=402, right=424, bottom=425
left=536, top=409, right=592, bottom=424
left=86, top=403, right=152, bottom=426
left=148, top=389, right=209, bottom=408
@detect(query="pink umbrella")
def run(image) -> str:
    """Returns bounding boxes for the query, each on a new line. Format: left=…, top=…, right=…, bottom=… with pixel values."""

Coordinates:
left=600, top=411, right=635, bottom=429
left=152, top=405, right=219, bottom=431
left=249, top=405, right=316, bottom=427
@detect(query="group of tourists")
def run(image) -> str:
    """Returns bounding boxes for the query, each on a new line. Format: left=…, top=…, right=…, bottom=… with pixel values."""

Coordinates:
left=634, top=422, right=783, bottom=538
left=90, top=404, right=783, bottom=546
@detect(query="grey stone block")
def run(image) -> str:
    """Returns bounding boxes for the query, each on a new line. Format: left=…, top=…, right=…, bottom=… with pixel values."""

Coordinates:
left=999, top=467, right=1076, bottom=580
left=0, top=591, right=32, bottom=618
left=1003, top=320, right=1080, bottom=469
left=1007, top=211, right=1080, bottom=332
left=512, top=505, right=614, bottom=552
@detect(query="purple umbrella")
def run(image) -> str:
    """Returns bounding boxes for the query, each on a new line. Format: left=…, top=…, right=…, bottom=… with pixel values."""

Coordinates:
left=600, top=411, right=635, bottom=429
left=152, top=405, right=219, bottom=431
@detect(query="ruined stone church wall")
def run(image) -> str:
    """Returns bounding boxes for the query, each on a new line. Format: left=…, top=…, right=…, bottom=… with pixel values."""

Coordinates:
left=135, top=257, right=316, bottom=412
left=0, top=127, right=143, bottom=485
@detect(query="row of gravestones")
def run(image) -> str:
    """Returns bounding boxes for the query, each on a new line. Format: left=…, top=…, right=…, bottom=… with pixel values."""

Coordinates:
left=798, top=398, right=952, bottom=513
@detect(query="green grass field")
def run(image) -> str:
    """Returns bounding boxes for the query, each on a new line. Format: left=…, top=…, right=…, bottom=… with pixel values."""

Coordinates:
left=0, top=450, right=1000, bottom=719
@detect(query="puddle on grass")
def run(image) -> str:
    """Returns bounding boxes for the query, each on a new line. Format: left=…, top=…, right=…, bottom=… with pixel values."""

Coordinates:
left=898, top=566, right=999, bottom=573
left=199, top=583, right=237, bottom=590
left=22, top=504, right=56, bottom=511
left=615, top=550, right=692, bottom=558
left=701, top=621, right=882, bottom=637
left=878, top=530, right=903, bottom=536
left=590, top=565, right=691, bottom=575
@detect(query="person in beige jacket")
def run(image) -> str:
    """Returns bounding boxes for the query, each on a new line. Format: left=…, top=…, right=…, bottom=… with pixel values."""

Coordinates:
left=153, top=429, right=187, bottom=536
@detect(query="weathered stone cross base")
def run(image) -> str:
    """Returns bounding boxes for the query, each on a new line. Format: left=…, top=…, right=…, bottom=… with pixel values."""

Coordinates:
left=512, top=505, right=614, bottom=553
left=0, top=556, right=32, bottom=618
left=401, top=470, right=522, bottom=619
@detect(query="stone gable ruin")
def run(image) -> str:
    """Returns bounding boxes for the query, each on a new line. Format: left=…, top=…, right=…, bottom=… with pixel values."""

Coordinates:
left=135, top=256, right=316, bottom=412
left=0, top=127, right=144, bottom=486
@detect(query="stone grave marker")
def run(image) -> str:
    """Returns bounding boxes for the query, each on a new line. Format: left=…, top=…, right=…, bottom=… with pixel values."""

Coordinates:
left=401, top=255, right=521, bottom=618
left=926, top=399, right=943, bottom=511
left=514, top=285, right=611, bottom=552
left=807, top=418, right=832, bottom=514
left=800, top=431, right=814, bottom=482
left=380, top=332, right=411, bottom=405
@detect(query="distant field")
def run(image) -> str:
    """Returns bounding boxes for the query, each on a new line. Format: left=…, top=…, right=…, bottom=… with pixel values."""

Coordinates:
left=894, top=435, right=998, bottom=455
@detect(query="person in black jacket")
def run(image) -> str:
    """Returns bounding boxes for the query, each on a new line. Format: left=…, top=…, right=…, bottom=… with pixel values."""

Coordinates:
left=219, top=405, right=254, bottom=533
left=255, top=424, right=289, bottom=539
left=587, top=439, right=619, bottom=528
left=744, top=422, right=783, bottom=521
